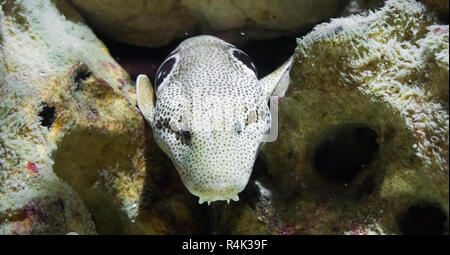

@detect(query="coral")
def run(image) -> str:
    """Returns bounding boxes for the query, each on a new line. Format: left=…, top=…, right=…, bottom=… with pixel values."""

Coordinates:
left=212, top=0, right=449, bottom=234
left=69, top=0, right=348, bottom=47
left=1, top=0, right=205, bottom=234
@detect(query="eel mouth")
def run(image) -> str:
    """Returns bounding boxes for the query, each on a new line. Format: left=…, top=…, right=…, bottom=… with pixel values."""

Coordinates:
left=189, top=186, right=242, bottom=205
left=197, top=193, right=240, bottom=205
left=173, top=162, right=250, bottom=205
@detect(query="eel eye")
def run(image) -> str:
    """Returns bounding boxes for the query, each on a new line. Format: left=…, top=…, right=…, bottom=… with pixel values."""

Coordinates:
left=155, top=56, right=177, bottom=89
left=231, top=49, right=258, bottom=77
left=181, top=130, right=191, bottom=140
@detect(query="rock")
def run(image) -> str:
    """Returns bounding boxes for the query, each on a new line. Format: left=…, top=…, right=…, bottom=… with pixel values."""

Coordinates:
left=70, top=0, right=348, bottom=47
left=1, top=0, right=206, bottom=234
left=355, top=0, right=385, bottom=9
left=341, top=0, right=385, bottom=16
left=419, top=0, right=449, bottom=18
left=212, top=0, right=449, bottom=234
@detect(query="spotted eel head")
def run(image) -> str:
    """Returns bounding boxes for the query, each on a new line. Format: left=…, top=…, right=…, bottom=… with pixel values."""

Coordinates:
left=137, top=35, right=291, bottom=204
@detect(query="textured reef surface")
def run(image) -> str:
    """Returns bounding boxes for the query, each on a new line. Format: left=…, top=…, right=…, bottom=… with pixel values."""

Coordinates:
left=0, top=0, right=448, bottom=234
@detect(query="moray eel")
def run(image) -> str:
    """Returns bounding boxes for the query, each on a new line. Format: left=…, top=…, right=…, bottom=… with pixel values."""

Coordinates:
left=137, top=35, right=291, bottom=204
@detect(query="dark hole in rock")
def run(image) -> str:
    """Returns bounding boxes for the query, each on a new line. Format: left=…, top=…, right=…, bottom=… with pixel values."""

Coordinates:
left=399, top=202, right=447, bottom=235
left=73, top=67, right=93, bottom=91
left=38, top=102, right=55, bottom=129
left=313, top=124, right=379, bottom=184
left=437, top=12, right=449, bottom=25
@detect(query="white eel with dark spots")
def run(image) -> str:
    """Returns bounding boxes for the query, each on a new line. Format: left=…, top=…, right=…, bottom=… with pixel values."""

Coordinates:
left=137, top=35, right=291, bottom=204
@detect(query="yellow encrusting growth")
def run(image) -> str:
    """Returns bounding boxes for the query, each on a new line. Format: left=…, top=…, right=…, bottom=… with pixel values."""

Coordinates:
left=0, top=0, right=144, bottom=234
